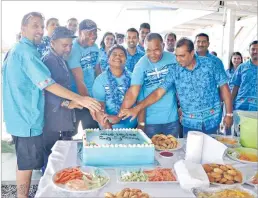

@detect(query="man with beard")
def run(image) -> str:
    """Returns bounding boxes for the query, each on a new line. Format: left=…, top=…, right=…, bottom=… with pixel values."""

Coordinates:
left=137, top=23, right=150, bottom=53
left=231, top=40, right=258, bottom=111
left=67, top=19, right=102, bottom=136
left=164, top=32, right=177, bottom=53
left=125, top=28, right=144, bottom=72
left=2, top=12, right=101, bottom=198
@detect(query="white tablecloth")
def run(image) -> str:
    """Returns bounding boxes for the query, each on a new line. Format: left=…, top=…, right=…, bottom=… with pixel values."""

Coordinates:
left=35, top=140, right=257, bottom=198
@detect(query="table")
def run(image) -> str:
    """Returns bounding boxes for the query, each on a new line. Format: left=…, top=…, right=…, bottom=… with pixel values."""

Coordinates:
left=35, top=140, right=257, bottom=198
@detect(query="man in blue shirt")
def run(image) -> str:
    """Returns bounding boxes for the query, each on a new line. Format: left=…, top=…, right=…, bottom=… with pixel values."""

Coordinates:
left=67, top=19, right=102, bottom=136
left=164, top=32, right=177, bottom=53
left=125, top=28, right=144, bottom=72
left=137, top=23, right=150, bottom=53
left=2, top=12, right=101, bottom=197
left=120, top=38, right=233, bottom=137
left=37, top=17, right=59, bottom=57
left=41, top=26, right=83, bottom=174
left=119, top=33, right=180, bottom=138
left=66, top=18, right=78, bottom=36
left=231, top=40, right=258, bottom=111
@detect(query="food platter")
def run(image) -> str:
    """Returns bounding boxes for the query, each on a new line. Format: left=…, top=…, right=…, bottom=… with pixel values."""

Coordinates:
left=52, top=166, right=110, bottom=193
left=226, top=147, right=258, bottom=164
left=192, top=186, right=257, bottom=198
left=151, top=134, right=184, bottom=151
left=117, top=167, right=178, bottom=184
left=202, top=164, right=246, bottom=186
left=246, top=172, right=258, bottom=188
left=210, top=135, right=241, bottom=148
left=105, top=188, right=151, bottom=198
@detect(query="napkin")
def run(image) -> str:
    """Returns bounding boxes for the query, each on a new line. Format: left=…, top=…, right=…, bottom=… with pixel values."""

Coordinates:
left=185, top=131, right=227, bottom=164
left=174, top=160, right=210, bottom=191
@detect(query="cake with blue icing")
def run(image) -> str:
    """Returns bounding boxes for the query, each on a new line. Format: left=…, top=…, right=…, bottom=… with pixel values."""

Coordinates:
left=82, top=129, right=155, bottom=166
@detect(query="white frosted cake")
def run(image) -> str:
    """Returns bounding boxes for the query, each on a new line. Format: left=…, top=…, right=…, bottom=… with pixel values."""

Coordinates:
left=82, top=129, right=155, bottom=166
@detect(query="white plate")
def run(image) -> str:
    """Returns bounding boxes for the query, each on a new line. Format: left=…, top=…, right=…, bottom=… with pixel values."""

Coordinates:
left=246, top=172, right=258, bottom=188
left=210, top=134, right=241, bottom=148
left=117, top=167, right=178, bottom=184
left=52, top=166, right=110, bottom=193
left=155, top=139, right=184, bottom=152
left=226, top=148, right=258, bottom=164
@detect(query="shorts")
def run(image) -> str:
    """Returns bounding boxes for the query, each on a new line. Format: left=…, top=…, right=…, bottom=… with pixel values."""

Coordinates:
left=12, top=134, right=44, bottom=170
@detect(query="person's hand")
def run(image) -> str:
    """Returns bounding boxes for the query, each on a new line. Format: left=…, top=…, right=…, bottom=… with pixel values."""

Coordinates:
left=67, top=101, right=83, bottom=109
left=223, top=115, right=233, bottom=129
left=103, top=115, right=121, bottom=125
left=76, top=96, right=102, bottom=112
left=119, top=106, right=140, bottom=121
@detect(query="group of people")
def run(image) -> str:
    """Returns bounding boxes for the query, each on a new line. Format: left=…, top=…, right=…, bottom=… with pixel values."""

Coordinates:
left=2, top=11, right=258, bottom=198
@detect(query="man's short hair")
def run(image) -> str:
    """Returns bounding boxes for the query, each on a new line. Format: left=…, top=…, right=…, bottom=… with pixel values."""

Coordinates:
left=145, top=33, right=163, bottom=43
left=126, top=28, right=139, bottom=38
left=195, top=33, right=209, bottom=42
left=249, top=40, right=258, bottom=48
left=46, top=18, right=58, bottom=27
left=21, top=12, right=44, bottom=27
left=164, top=32, right=177, bottom=41
left=139, top=23, right=150, bottom=30
left=67, top=18, right=78, bottom=23
left=176, top=37, right=194, bottom=52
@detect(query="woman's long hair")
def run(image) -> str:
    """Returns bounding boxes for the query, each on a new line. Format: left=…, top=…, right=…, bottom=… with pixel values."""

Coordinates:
left=100, top=32, right=116, bottom=49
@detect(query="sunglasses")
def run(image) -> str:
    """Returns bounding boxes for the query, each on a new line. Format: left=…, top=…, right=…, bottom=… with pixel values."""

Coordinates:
left=23, top=12, right=45, bottom=25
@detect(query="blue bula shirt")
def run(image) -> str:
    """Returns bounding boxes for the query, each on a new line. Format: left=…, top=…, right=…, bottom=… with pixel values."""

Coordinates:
left=37, top=36, right=51, bottom=57
left=196, top=51, right=225, bottom=71
left=92, top=70, right=137, bottom=128
left=226, top=68, right=236, bottom=91
left=125, top=48, right=144, bottom=72
left=231, top=60, right=257, bottom=111
left=160, top=56, right=228, bottom=130
left=42, top=49, right=75, bottom=132
left=137, top=44, right=145, bottom=53
left=99, top=47, right=109, bottom=72
left=3, top=37, right=55, bottom=137
left=131, top=51, right=179, bottom=125
left=67, top=39, right=100, bottom=96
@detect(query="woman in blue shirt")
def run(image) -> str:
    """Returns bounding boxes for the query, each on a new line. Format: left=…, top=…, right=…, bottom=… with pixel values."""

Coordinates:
left=226, top=52, right=243, bottom=91
left=99, top=32, right=116, bottom=72
left=93, top=45, right=138, bottom=128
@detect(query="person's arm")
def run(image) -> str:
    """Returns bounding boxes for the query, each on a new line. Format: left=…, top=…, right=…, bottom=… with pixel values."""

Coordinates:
left=71, top=67, right=89, bottom=96
left=220, top=84, right=233, bottom=129
left=231, top=86, right=240, bottom=102
left=120, top=85, right=142, bottom=109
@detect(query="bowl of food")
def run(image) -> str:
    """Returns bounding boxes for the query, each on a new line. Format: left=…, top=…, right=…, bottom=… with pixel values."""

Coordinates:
left=226, top=147, right=258, bottom=164
left=151, top=134, right=183, bottom=151
left=210, top=135, right=241, bottom=148
left=159, top=151, right=174, bottom=158
left=105, top=188, right=150, bottom=198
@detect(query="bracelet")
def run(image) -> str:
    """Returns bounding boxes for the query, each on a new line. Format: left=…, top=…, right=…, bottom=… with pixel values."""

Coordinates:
left=61, top=100, right=70, bottom=108
left=138, top=122, right=145, bottom=127
left=226, top=113, right=233, bottom=117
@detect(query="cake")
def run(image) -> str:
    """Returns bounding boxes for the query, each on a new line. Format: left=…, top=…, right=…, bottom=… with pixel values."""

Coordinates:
left=82, top=129, right=155, bottom=166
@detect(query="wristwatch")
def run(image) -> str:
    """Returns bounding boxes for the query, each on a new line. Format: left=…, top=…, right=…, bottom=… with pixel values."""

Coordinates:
left=138, top=122, right=145, bottom=127
left=61, top=100, right=70, bottom=108
left=226, top=113, right=233, bottom=117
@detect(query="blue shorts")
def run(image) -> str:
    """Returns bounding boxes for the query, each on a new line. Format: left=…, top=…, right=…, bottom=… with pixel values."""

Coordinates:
left=12, top=134, right=44, bottom=170
left=145, top=120, right=180, bottom=138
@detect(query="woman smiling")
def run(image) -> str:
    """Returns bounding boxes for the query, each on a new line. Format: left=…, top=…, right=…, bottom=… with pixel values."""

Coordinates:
left=93, top=45, right=138, bottom=128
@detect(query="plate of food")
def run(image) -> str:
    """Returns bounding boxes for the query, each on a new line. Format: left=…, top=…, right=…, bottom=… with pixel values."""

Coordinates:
left=151, top=134, right=183, bottom=151
left=202, top=164, right=246, bottom=186
left=210, top=135, right=241, bottom=148
left=192, top=186, right=257, bottom=198
left=117, top=167, right=178, bottom=183
left=226, top=147, right=258, bottom=164
left=105, top=188, right=151, bottom=198
left=246, top=172, right=258, bottom=187
left=52, top=166, right=110, bottom=192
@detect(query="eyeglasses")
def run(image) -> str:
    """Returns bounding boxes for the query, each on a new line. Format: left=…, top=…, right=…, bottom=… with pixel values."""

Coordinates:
left=23, top=12, right=45, bottom=25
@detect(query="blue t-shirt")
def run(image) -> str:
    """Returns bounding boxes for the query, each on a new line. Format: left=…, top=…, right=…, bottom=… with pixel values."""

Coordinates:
left=226, top=68, right=235, bottom=91
left=67, top=39, right=100, bottom=96
left=131, top=52, right=178, bottom=125
left=231, top=60, right=257, bottom=111
left=37, top=36, right=51, bottom=57
left=125, top=48, right=144, bottom=72
left=3, top=37, right=55, bottom=137
left=160, top=56, right=228, bottom=130
left=99, top=47, right=109, bottom=72
left=92, top=70, right=137, bottom=128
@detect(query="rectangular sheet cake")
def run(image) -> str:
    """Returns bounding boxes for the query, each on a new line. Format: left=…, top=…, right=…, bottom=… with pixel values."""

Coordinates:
left=82, top=129, right=155, bottom=166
